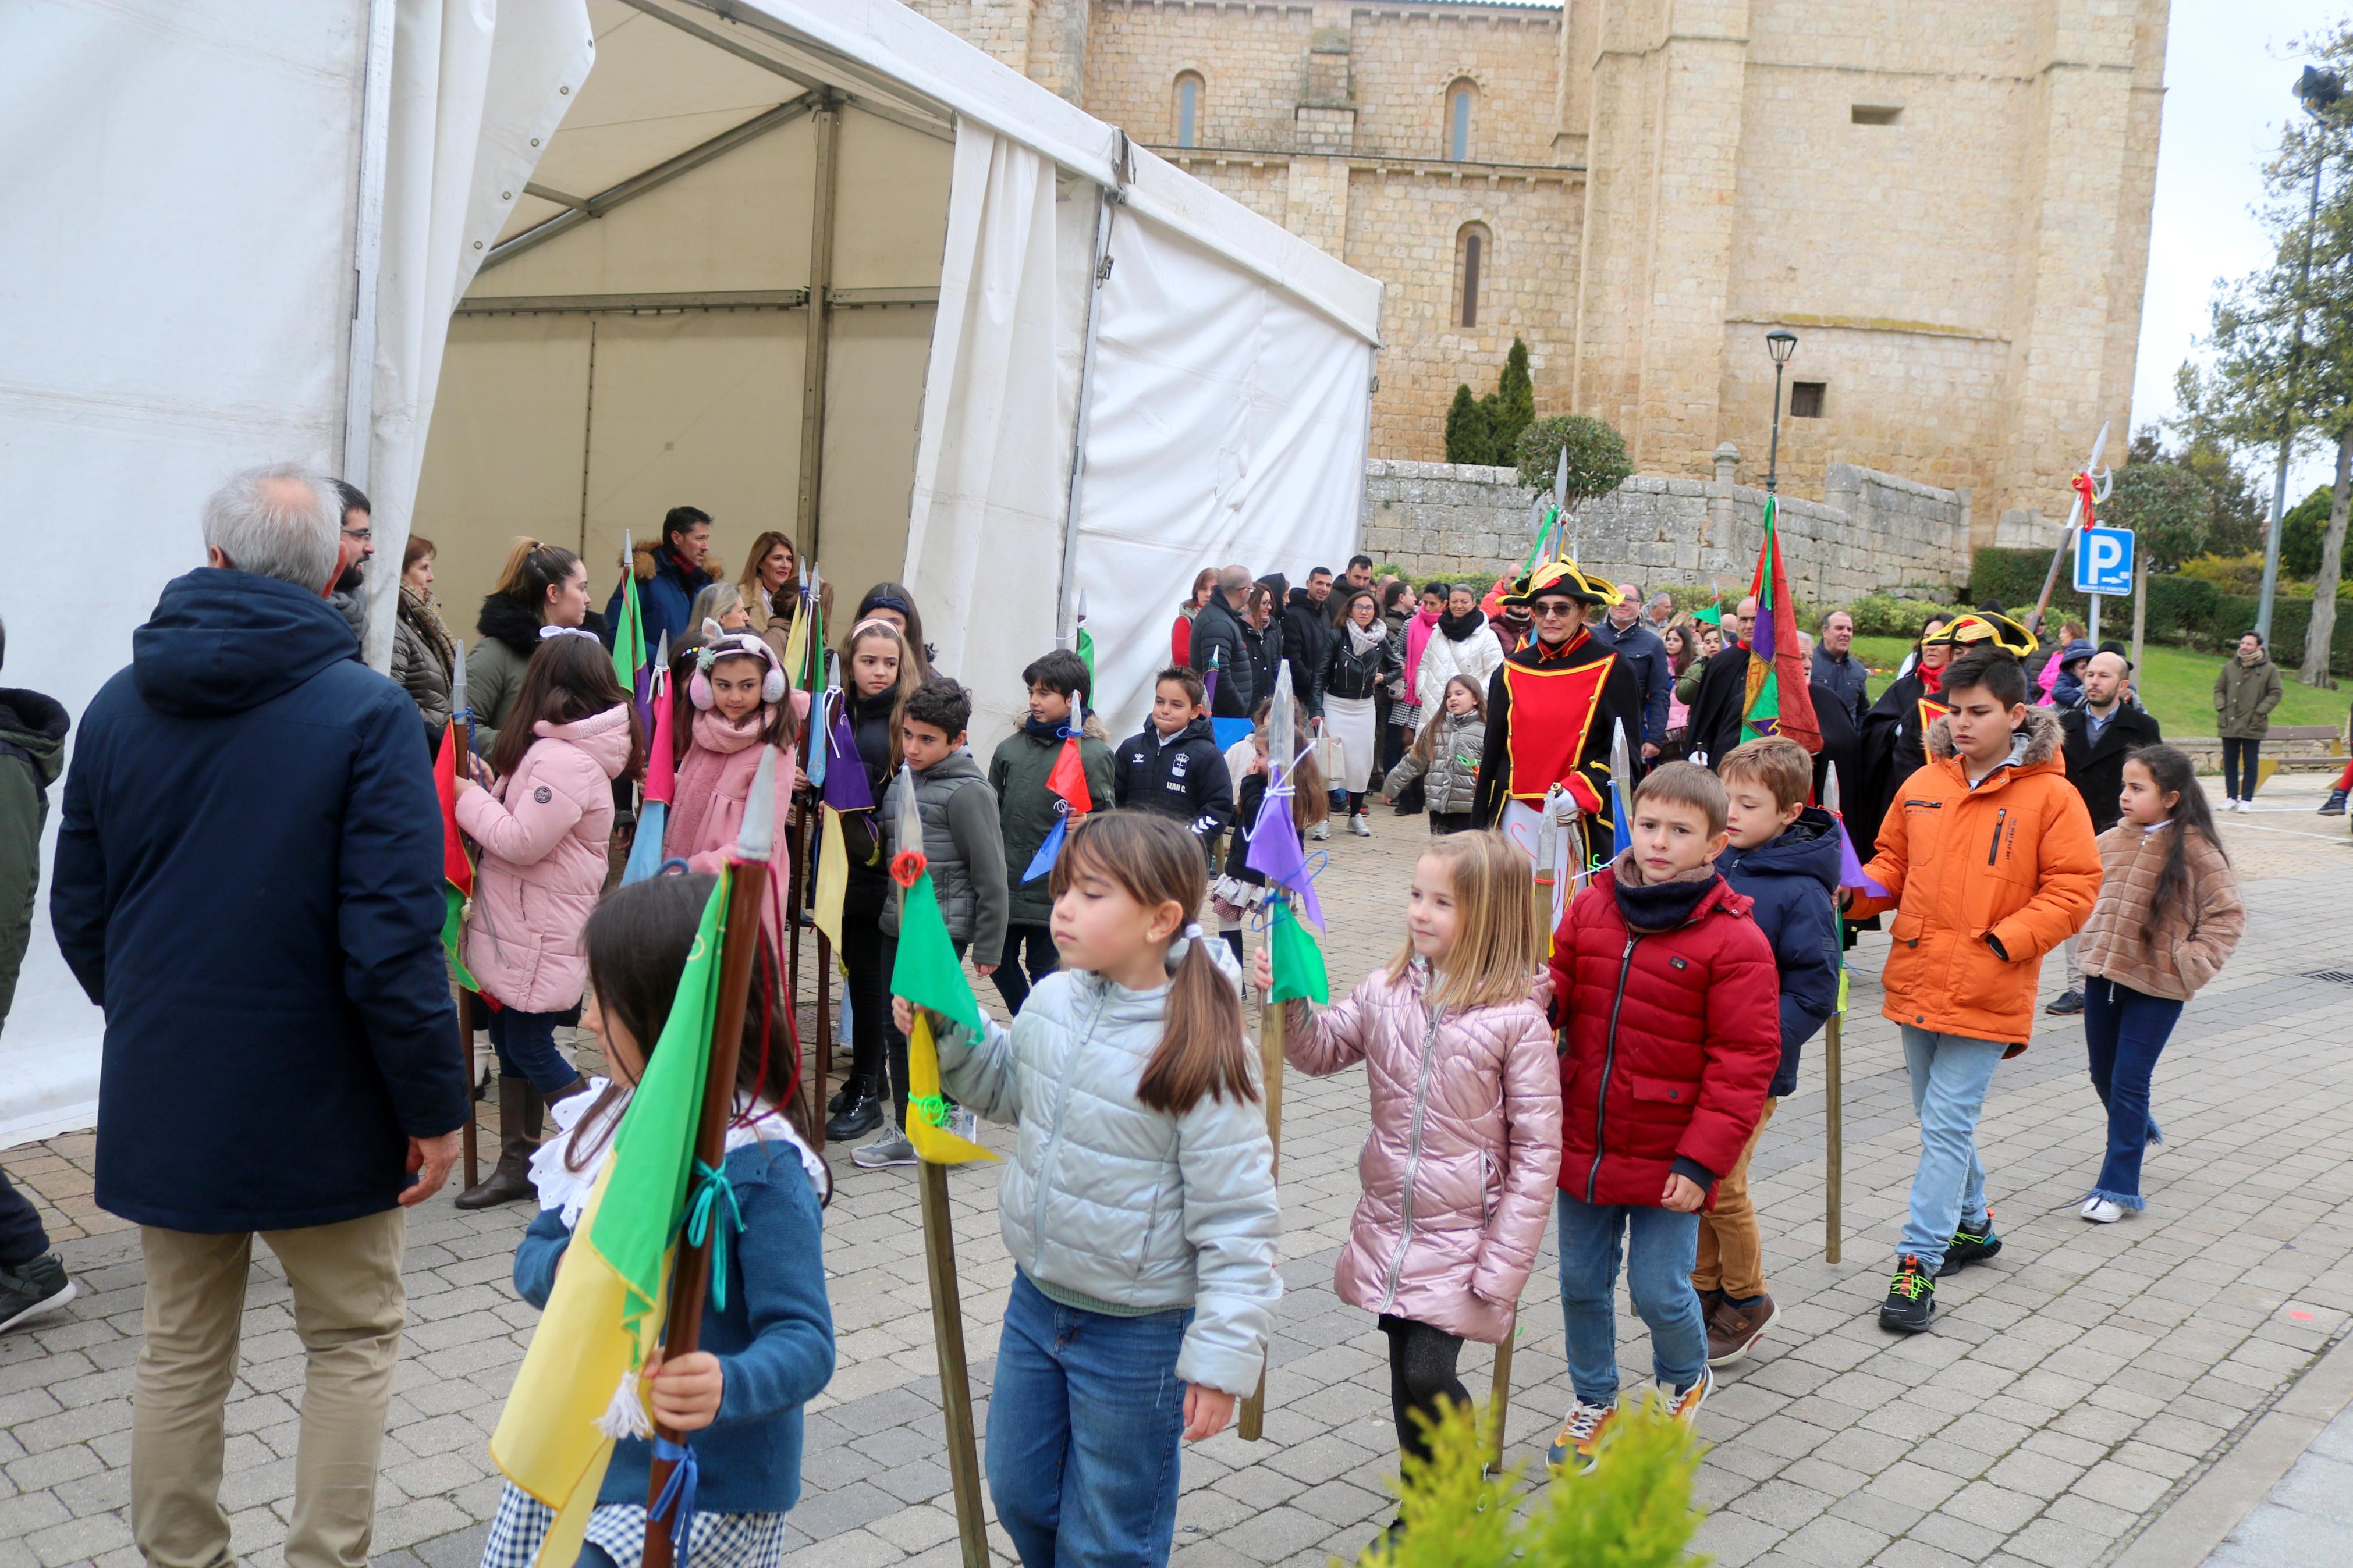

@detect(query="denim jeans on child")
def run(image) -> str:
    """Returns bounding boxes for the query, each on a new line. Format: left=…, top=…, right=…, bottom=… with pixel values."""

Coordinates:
left=1555, top=1196, right=1706, bottom=1408
left=988, top=1270, right=1194, bottom=1568
left=1897, top=1027, right=2007, bottom=1270
left=2081, top=977, right=2181, bottom=1210
left=486, top=1007, right=578, bottom=1096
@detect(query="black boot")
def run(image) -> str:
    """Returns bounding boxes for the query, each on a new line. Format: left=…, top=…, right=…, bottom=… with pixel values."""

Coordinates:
left=826, top=1078, right=885, bottom=1142
left=456, top=1079, right=541, bottom=1208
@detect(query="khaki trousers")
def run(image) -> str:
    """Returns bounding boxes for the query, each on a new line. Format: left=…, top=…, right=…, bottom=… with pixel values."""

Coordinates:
left=133, top=1209, right=406, bottom=1568
left=1692, top=1097, right=1777, bottom=1299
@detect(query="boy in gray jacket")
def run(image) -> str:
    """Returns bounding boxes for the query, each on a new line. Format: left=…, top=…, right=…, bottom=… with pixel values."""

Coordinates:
left=860, top=676, right=1009, bottom=1169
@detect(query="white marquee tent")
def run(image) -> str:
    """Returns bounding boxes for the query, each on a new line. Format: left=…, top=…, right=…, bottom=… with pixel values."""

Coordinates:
left=0, top=0, right=1382, bottom=1144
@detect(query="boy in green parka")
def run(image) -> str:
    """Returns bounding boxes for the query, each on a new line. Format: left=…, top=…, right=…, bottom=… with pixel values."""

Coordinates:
left=986, top=649, right=1114, bottom=1014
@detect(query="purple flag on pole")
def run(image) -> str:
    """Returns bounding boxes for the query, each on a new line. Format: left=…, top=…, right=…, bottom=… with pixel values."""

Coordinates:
left=1833, top=816, right=1891, bottom=899
left=1244, top=784, right=1324, bottom=931
left=821, top=696, right=873, bottom=813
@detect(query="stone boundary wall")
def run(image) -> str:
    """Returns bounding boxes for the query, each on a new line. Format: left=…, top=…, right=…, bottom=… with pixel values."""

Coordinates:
left=1358, top=450, right=1972, bottom=609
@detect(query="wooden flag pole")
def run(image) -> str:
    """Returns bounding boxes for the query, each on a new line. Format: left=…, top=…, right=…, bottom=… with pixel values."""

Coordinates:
left=1825, top=1013, right=1844, bottom=1264
left=1238, top=975, right=1286, bottom=1442
left=920, top=1158, right=989, bottom=1568
left=785, top=817, right=804, bottom=1006
left=457, top=987, right=479, bottom=1190
left=641, top=844, right=772, bottom=1568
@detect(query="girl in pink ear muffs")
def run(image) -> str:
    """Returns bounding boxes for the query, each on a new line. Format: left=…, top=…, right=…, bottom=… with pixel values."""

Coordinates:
left=663, top=620, right=810, bottom=933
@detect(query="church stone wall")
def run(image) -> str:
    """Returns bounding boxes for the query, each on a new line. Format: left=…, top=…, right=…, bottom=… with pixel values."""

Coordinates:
left=1360, top=456, right=1971, bottom=610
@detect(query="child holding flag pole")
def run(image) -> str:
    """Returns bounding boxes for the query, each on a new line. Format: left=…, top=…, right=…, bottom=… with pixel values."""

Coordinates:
left=897, top=809, right=1279, bottom=1568
left=481, top=752, right=837, bottom=1568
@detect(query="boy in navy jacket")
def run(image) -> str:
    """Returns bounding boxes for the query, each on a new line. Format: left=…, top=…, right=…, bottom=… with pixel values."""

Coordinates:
left=1698, top=737, right=1840, bottom=1366
left=1113, top=666, right=1234, bottom=859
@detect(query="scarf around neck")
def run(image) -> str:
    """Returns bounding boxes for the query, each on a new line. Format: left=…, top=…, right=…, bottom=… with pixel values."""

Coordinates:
left=1343, top=617, right=1389, bottom=658
left=398, top=584, right=455, bottom=677
left=691, top=705, right=768, bottom=755
left=1609, top=848, right=1720, bottom=932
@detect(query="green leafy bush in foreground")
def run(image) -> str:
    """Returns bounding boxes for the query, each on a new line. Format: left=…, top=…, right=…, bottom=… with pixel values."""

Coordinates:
left=1341, top=1397, right=1709, bottom=1568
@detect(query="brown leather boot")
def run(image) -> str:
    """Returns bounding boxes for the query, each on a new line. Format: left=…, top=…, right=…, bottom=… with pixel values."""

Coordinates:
left=455, top=1078, right=539, bottom=1208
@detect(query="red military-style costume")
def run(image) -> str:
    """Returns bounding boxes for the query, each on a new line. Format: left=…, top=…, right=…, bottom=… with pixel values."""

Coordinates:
left=1472, top=560, right=1648, bottom=836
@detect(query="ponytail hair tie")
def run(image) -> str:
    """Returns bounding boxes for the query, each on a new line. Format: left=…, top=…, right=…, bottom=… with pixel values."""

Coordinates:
left=1166, top=922, right=1205, bottom=975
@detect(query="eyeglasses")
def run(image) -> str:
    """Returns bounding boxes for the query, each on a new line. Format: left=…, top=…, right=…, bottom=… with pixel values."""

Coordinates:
left=1531, top=601, right=1579, bottom=619
left=342, top=527, right=373, bottom=543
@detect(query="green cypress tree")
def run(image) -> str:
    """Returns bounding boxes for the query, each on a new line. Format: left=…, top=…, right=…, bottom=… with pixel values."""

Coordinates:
left=1444, top=384, right=1491, bottom=465
left=1493, top=337, right=1535, bottom=458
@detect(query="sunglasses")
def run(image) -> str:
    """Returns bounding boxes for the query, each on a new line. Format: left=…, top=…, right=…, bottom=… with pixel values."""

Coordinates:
left=1531, top=600, right=1580, bottom=619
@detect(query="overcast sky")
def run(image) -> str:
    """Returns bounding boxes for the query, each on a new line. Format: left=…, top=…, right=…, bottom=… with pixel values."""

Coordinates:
left=2133, top=2, right=2338, bottom=500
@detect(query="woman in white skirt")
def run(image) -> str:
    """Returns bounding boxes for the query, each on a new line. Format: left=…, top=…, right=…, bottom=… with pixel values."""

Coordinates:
left=1314, top=586, right=1402, bottom=837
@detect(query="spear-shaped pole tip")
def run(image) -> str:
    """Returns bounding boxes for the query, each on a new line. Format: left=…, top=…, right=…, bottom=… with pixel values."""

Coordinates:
left=450, top=641, right=469, bottom=718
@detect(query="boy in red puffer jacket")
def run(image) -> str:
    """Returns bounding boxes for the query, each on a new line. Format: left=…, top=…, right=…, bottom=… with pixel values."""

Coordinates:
left=1545, top=762, right=1780, bottom=1473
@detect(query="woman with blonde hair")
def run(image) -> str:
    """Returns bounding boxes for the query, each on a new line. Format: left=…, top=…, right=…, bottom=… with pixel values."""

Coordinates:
left=740, top=529, right=834, bottom=673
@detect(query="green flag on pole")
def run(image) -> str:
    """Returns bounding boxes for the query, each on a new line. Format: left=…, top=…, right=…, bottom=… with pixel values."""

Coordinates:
left=892, top=874, right=986, bottom=1034
left=1266, top=897, right=1329, bottom=1005
left=587, top=869, right=726, bottom=1331
left=612, top=548, right=647, bottom=696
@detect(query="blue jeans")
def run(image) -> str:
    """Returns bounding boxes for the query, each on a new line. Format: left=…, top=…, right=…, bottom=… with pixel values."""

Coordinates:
left=487, top=1007, right=579, bottom=1096
left=1555, top=1196, right=1706, bottom=1408
left=1898, top=1027, right=2007, bottom=1268
left=988, top=1271, right=1193, bottom=1568
left=2081, top=977, right=2180, bottom=1209
left=2221, top=737, right=2261, bottom=801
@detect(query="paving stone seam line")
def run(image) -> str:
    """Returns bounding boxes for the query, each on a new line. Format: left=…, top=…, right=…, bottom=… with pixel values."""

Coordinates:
left=2100, top=1317, right=2353, bottom=1568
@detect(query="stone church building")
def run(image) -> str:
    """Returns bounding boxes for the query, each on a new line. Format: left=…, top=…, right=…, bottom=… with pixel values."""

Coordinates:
left=903, top=0, right=2166, bottom=546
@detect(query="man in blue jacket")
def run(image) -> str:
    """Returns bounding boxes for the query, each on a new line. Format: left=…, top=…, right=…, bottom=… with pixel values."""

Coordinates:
left=1589, top=581, right=1671, bottom=758
left=51, top=463, right=467, bottom=1568
left=606, top=503, right=714, bottom=657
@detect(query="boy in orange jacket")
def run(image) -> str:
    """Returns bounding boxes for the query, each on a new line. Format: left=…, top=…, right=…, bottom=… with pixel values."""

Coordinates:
left=1846, top=649, right=2099, bottom=1331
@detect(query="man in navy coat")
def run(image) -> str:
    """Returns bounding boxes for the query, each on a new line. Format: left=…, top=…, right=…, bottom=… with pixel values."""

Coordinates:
left=51, top=462, right=467, bottom=1568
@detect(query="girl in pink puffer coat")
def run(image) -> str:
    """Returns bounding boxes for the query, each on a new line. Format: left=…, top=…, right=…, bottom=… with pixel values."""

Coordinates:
left=1255, top=831, right=1559, bottom=1500
left=662, top=628, right=804, bottom=934
left=452, top=632, right=643, bottom=1206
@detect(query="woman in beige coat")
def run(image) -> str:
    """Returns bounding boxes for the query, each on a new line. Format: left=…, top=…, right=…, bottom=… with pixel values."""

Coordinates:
left=2074, top=744, right=2244, bottom=1222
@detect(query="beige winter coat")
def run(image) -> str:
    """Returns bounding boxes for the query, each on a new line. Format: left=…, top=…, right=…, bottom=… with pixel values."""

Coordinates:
left=2076, top=822, right=2244, bottom=1001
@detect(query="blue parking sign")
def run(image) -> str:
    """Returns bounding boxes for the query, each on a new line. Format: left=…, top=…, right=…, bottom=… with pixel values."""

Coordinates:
left=2075, top=527, right=2134, bottom=595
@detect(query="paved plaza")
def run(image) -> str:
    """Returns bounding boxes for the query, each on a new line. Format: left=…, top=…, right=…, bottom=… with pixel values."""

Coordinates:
left=5, top=778, right=2353, bottom=1568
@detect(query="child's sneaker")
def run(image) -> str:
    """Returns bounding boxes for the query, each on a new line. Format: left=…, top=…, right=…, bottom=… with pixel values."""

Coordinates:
left=1705, top=1294, right=1775, bottom=1368
left=1350, top=812, right=1373, bottom=838
left=1546, top=1399, right=1617, bottom=1473
left=1937, top=1210, right=2003, bottom=1277
left=851, top=1128, right=918, bottom=1169
left=2081, top=1196, right=2127, bottom=1224
left=1311, top=819, right=1331, bottom=841
left=1655, top=1366, right=1711, bottom=1428
left=0, top=1253, right=76, bottom=1335
left=1879, top=1254, right=1936, bottom=1332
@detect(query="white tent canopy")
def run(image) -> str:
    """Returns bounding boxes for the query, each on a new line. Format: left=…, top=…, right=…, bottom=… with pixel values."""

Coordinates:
left=0, top=0, right=1380, bottom=1144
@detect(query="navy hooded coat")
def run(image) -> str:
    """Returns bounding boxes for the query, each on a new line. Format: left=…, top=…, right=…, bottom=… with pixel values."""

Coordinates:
left=51, top=569, right=467, bottom=1232
left=1713, top=806, right=1843, bottom=1098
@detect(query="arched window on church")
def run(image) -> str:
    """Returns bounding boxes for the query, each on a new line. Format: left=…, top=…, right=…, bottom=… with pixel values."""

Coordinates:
left=1446, top=79, right=1477, bottom=161
left=1175, top=72, right=1204, bottom=148
left=1455, top=223, right=1492, bottom=329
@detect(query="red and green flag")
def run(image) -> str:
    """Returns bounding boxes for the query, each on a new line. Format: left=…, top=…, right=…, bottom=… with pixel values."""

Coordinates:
left=434, top=724, right=480, bottom=992
left=1740, top=497, right=1822, bottom=755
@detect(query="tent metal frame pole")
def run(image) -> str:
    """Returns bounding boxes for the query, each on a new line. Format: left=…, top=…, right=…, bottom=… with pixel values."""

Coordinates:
left=1055, top=185, right=1118, bottom=649
left=797, top=99, right=842, bottom=561
left=480, top=97, right=819, bottom=273
left=340, top=0, right=396, bottom=488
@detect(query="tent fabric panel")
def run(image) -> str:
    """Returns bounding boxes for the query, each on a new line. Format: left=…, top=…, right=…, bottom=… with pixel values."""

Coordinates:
left=410, top=315, right=595, bottom=611
left=1070, top=209, right=1375, bottom=744
left=816, top=307, right=936, bottom=620
left=357, top=0, right=592, bottom=669
left=473, top=117, right=822, bottom=299
left=829, top=108, right=957, bottom=291
left=0, top=0, right=382, bottom=1145
left=902, top=123, right=1082, bottom=749
left=580, top=312, right=806, bottom=605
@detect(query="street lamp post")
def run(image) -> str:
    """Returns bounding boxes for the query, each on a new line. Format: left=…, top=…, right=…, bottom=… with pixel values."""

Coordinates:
left=1765, top=328, right=1798, bottom=494
left=2256, top=65, right=2344, bottom=642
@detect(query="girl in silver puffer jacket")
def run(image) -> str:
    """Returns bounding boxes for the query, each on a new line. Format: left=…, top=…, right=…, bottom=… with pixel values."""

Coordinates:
left=909, top=811, right=1279, bottom=1568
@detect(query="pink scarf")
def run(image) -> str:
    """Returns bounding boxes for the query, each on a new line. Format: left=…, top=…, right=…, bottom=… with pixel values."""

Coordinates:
left=1403, top=608, right=1440, bottom=704
left=665, top=707, right=768, bottom=861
